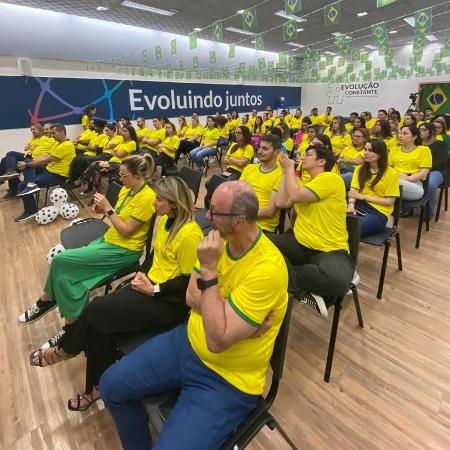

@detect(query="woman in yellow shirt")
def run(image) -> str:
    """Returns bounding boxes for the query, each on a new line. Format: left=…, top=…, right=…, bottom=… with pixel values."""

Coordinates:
left=29, top=176, right=203, bottom=413
left=348, top=139, right=400, bottom=236
left=177, top=116, right=188, bottom=138
left=154, top=122, right=180, bottom=176
left=371, top=120, right=397, bottom=152
left=389, top=125, right=432, bottom=201
left=189, top=116, right=220, bottom=171
left=81, top=105, right=96, bottom=130
left=176, top=116, right=203, bottom=163
left=20, top=154, right=156, bottom=341
left=325, top=116, right=352, bottom=156
left=222, top=126, right=254, bottom=178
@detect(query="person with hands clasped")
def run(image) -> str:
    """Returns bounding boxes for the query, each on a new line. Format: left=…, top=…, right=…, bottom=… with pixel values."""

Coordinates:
left=28, top=176, right=202, bottom=413
left=98, top=181, right=288, bottom=450
left=19, top=155, right=156, bottom=349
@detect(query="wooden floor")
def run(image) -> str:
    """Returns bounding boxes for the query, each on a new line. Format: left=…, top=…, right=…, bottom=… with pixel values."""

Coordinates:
left=1, top=170, right=450, bottom=450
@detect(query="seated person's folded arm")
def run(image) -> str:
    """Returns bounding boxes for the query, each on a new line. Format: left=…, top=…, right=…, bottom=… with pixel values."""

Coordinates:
left=258, top=190, right=279, bottom=218
left=19, top=153, right=56, bottom=169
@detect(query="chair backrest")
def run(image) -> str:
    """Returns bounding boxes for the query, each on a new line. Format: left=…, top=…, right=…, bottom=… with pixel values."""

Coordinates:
left=392, top=185, right=403, bottom=228
left=106, top=181, right=123, bottom=208
left=195, top=208, right=212, bottom=235
left=140, top=213, right=157, bottom=267
left=275, top=208, right=287, bottom=234
left=422, top=173, right=430, bottom=195
left=178, top=166, right=202, bottom=204
left=346, top=215, right=361, bottom=265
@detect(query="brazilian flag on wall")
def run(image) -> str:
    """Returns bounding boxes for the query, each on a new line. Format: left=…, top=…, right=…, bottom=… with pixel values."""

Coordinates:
left=420, top=83, right=450, bottom=114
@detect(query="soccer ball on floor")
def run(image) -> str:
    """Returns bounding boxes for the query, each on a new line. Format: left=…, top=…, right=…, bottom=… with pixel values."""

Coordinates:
left=35, top=206, right=59, bottom=225
left=47, top=243, right=65, bottom=264
left=60, top=203, right=80, bottom=219
left=49, top=188, right=68, bottom=207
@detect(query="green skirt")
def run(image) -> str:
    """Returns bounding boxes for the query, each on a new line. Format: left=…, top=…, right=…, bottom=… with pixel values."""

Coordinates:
left=44, top=236, right=141, bottom=320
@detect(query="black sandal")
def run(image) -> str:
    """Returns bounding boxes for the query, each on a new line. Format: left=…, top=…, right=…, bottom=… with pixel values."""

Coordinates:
left=67, top=392, right=101, bottom=412
left=29, top=347, right=72, bottom=367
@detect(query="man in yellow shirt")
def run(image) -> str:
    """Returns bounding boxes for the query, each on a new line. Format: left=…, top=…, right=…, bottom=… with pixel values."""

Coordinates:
left=240, top=134, right=283, bottom=233
left=99, top=181, right=288, bottom=450
left=135, top=117, right=151, bottom=152
left=309, top=107, right=322, bottom=125
left=271, top=143, right=354, bottom=317
left=318, top=106, right=334, bottom=127
left=15, top=123, right=75, bottom=222
left=73, top=119, right=97, bottom=154
left=140, top=117, right=166, bottom=154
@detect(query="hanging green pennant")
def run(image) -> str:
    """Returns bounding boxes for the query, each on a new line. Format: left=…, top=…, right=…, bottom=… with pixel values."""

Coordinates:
left=283, top=20, right=297, bottom=42
left=334, top=34, right=349, bottom=52
left=155, top=46, right=162, bottom=60
left=346, top=63, right=353, bottom=73
left=192, top=56, right=199, bottom=69
left=338, top=57, right=345, bottom=67
left=360, top=52, right=369, bottom=62
left=288, top=56, right=296, bottom=69
left=229, top=44, right=235, bottom=58
left=319, top=60, right=325, bottom=70
left=242, top=6, right=257, bottom=31
left=325, top=56, right=333, bottom=66
left=372, top=22, right=388, bottom=49
left=303, top=60, right=311, bottom=70
left=268, top=61, right=275, bottom=73
left=238, top=62, right=246, bottom=74
left=209, top=51, right=216, bottom=64
left=413, top=35, right=425, bottom=53
left=285, top=0, right=302, bottom=14
left=212, top=19, right=223, bottom=41
left=222, top=66, right=230, bottom=78
left=415, top=8, right=432, bottom=35
left=171, top=39, right=177, bottom=55
left=304, top=46, right=312, bottom=59
left=324, top=2, right=341, bottom=27
left=143, top=50, right=148, bottom=63
left=385, top=58, right=393, bottom=68
left=365, top=61, right=372, bottom=71
left=258, top=57, right=266, bottom=70
left=377, top=0, right=397, bottom=6
left=351, top=49, right=360, bottom=61
left=312, top=50, right=320, bottom=61
left=255, top=33, right=264, bottom=50
left=189, top=31, right=198, bottom=50
left=279, top=52, right=288, bottom=65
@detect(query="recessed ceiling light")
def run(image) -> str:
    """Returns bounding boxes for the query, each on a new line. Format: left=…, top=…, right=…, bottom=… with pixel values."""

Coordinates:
left=426, top=34, right=438, bottom=41
left=287, top=42, right=304, bottom=48
left=237, top=9, right=244, bottom=14
left=403, top=16, right=415, bottom=27
left=121, top=1, right=176, bottom=16
left=225, top=26, right=256, bottom=36
left=357, top=12, right=368, bottom=17
left=275, top=10, right=307, bottom=23
left=324, top=51, right=337, bottom=55
left=251, top=40, right=256, bottom=43
left=296, top=28, right=304, bottom=32
left=331, top=32, right=351, bottom=39
left=194, top=27, right=202, bottom=31
left=364, top=45, right=377, bottom=49
left=389, top=30, right=398, bottom=34
left=96, top=6, right=110, bottom=11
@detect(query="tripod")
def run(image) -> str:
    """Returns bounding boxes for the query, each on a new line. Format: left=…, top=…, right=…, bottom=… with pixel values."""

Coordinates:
left=407, top=101, right=418, bottom=112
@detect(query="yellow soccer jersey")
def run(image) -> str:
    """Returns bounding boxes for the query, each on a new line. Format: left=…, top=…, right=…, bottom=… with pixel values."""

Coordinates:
left=76, top=129, right=97, bottom=151
left=329, top=133, right=352, bottom=155
left=340, top=145, right=364, bottom=162
left=202, top=127, right=220, bottom=147
left=217, top=124, right=229, bottom=139
left=28, top=136, right=54, bottom=158
left=188, top=230, right=288, bottom=395
left=104, top=184, right=156, bottom=252
left=184, top=125, right=204, bottom=140
left=103, top=135, right=124, bottom=154
left=351, top=166, right=399, bottom=217
left=109, top=140, right=136, bottom=163
left=148, top=216, right=203, bottom=284
left=136, top=127, right=150, bottom=148
left=293, top=172, right=349, bottom=252
left=240, top=163, right=282, bottom=232
left=225, top=144, right=254, bottom=172
left=388, top=145, right=432, bottom=174
left=309, top=115, right=322, bottom=126
left=290, top=116, right=303, bottom=129
left=46, top=140, right=75, bottom=178
left=145, top=128, right=166, bottom=151
left=160, top=135, right=180, bottom=159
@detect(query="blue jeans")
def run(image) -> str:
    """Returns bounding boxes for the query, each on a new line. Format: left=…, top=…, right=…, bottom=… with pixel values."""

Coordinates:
left=426, top=170, right=444, bottom=219
left=1, top=151, right=29, bottom=193
left=354, top=200, right=388, bottom=237
left=341, top=171, right=354, bottom=191
left=189, top=146, right=216, bottom=169
left=100, top=324, right=258, bottom=450
left=19, top=168, right=66, bottom=213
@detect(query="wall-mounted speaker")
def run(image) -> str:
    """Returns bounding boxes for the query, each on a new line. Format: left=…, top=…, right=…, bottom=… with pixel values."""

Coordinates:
left=17, top=58, right=33, bottom=76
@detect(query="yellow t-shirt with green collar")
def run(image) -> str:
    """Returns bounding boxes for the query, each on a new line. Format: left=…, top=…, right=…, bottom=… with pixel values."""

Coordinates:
left=104, top=184, right=156, bottom=252
left=145, top=127, right=166, bottom=151
left=383, top=136, right=397, bottom=153
left=46, top=140, right=75, bottom=178
left=136, top=127, right=151, bottom=149
left=366, top=118, right=377, bottom=129
left=345, top=123, right=353, bottom=132
left=340, top=145, right=364, bottom=162
left=27, top=136, right=55, bottom=158
left=262, top=119, right=273, bottom=134
left=225, top=143, right=254, bottom=172
left=290, top=116, right=303, bottom=129
left=202, top=127, right=220, bottom=147
left=85, top=133, right=109, bottom=156
left=318, top=113, right=334, bottom=126
left=184, top=125, right=204, bottom=140
left=309, top=115, right=322, bottom=125
left=388, top=145, right=432, bottom=174
left=294, top=171, right=349, bottom=253
left=160, top=135, right=180, bottom=159
left=177, top=126, right=187, bottom=138
left=109, top=140, right=136, bottom=163
left=103, top=135, right=124, bottom=155
left=148, top=215, right=203, bottom=284
left=329, top=133, right=352, bottom=155
left=351, top=165, right=400, bottom=217
left=297, top=136, right=310, bottom=156
left=248, top=115, right=257, bottom=127
left=240, top=162, right=282, bottom=232
left=217, top=124, right=229, bottom=139
left=76, top=129, right=97, bottom=151
left=188, top=230, right=288, bottom=395
left=81, top=114, right=90, bottom=129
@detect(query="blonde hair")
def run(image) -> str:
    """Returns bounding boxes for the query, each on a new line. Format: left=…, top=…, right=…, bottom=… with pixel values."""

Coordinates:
left=153, top=176, right=195, bottom=248
left=122, top=154, right=155, bottom=179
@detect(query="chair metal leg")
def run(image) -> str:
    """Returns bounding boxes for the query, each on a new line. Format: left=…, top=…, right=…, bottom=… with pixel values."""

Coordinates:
left=435, top=186, right=444, bottom=222
left=395, top=232, right=403, bottom=271
left=324, top=299, right=342, bottom=383
left=445, top=186, right=448, bottom=211
left=67, top=188, right=84, bottom=208
left=415, top=207, right=424, bottom=249
left=425, top=201, right=430, bottom=232
left=268, top=417, right=299, bottom=450
left=352, top=288, right=364, bottom=328
left=377, top=241, right=390, bottom=299
left=44, top=188, right=49, bottom=207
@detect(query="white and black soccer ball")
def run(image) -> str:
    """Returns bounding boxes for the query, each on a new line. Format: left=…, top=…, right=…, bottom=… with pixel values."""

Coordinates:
left=47, top=243, right=65, bottom=264
left=35, top=206, right=59, bottom=225
left=50, top=188, right=68, bottom=207
left=60, top=203, right=80, bottom=219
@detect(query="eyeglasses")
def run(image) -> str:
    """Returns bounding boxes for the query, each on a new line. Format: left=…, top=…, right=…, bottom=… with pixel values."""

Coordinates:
left=119, top=173, right=131, bottom=178
left=208, top=207, right=240, bottom=217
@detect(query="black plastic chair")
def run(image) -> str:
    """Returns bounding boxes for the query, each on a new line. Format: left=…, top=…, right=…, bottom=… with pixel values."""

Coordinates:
left=324, top=214, right=363, bottom=383
left=194, top=208, right=212, bottom=235
left=401, top=175, right=430, bottom=249
left=360, top=187, right=403, bottom=299
left=177, top=166, right=202, bottom=204
left=435, top=156, right=450, bottom=222
left=141, top=296, right=297, bottom=450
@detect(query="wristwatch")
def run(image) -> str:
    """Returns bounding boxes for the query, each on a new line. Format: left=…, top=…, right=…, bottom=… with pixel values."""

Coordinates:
left=106, top=208, right=115, bottom=216
left=197, top=277, right=219, bottom=291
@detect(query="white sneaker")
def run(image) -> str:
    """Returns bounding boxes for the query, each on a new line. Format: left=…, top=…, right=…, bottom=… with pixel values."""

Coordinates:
left=347, top=271, right=360, bottom=295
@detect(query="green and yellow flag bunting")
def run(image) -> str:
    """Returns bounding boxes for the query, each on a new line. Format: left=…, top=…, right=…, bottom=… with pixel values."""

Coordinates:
left=212, top=20, right=223, bottom=41
left=413, top=35, right=425, bottom=54
left=324, top=2, right=341, bottom=27
left=279, top=52, right=288, bottom=65
left=258, top=57, right=266, bottom=70
left=143, top=50, right=147, bottom=63
left=415, top=8, right=432, bottom=35
left=229, top=44, right=235, bottom=58
left=319, top=60, right=326, bottom=70
left=377, top=0, right=397, bottom=7
left=338, top=57, right=345, bottom=67
left=189, top=32, right=198, bottom=50
left=283, top=20, right=297, bottom=42
left=238, top=62, right=246, bottom=74
left=335, top=35, right=350, bottom=54
left=209, top=51, right=216, bottom=64
left=351, top=49, right=360, bottom=61
left=420, top=83, right=450, bottom=114
left=171, top=39, right=177, bottom=55
left=372, top=22, right=388, bottom=50
left=312, top=50, right=320, bottom=61
left=243, top=7, right=257, bottom=31
left=304, top=46, right=312, bottom=59
left=155, top=46, right=162, bottom=60
left=192, top=56, right=199, bottom=69
left=255, top=33, right=264, bottom=50
left=285, top=0, right=302, bottom=14
left=326, top=55, right=333, bottom=66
